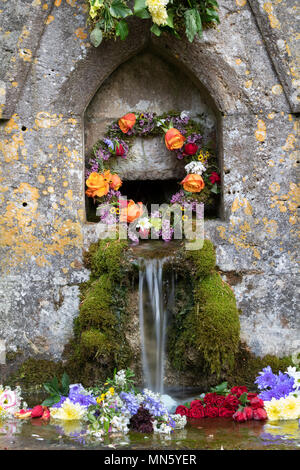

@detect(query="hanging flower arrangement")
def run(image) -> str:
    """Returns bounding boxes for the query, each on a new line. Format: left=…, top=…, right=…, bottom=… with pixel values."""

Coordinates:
left=85, top=110, right=220, bottom=242
left=87, top=0, right=220, bottom=46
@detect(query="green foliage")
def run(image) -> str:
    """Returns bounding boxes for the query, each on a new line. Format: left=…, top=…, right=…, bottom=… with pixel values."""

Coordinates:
left=42, top=372, right=70, bottom=407
left=88, top=238, right=129, bottom=281
left=5, top=358, right=64, bottom=390
left=87, top=0, right=220, bottom=45
left=168, top=240, right=240, bottom=377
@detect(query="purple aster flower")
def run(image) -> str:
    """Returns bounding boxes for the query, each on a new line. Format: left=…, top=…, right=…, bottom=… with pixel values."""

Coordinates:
left=255, top=366, right=277, bottom=390
left=120, top=392, right=139, bottom=415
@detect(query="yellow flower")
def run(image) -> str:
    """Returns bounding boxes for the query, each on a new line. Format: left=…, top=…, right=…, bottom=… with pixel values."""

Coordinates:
left=50, top=399, right=86, bottom=421
left=281, top=396, right=300, bottom=420
left=264, top=420, right=300, bottom=440
left=109, top=387, right=115, bottom=396
left=264, top=398, right=283, bottom=421
left=96, top=397, right=102, bottom=404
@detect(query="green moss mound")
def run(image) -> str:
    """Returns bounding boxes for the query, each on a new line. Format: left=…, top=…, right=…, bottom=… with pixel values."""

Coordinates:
left=63, top=238, right=133, bottom=385
left=168, top=240, right=240, bottom=376
left=6, top=358, right=64, bottom=390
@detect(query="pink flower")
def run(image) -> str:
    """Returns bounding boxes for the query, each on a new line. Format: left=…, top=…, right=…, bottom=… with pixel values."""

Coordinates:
left=0, top=390, right=17, bottom=413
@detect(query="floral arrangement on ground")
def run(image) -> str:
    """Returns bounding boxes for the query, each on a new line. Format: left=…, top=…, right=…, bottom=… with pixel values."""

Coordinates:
left=87, top=0, right=220, bottom=46
left=1, top=363, right=299, bottom=440
left=85, top=111, right=220, bottom=243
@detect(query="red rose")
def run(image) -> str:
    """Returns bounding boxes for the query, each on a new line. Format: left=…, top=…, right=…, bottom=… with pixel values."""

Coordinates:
left=203, top=393, right=224, bottom=407
left=253, top=408, right=267, bottom=421
left=190, top=399, right=203, bottom=409
left=31, top=405, right=44, bottom=418
left=175, top=405, right=190, bottom=417
left=244, top=406, right=253, bottom=420
left=209, top=172, right=221, bottom=184
left=189, top=406, right=205, bottom=419
left=219, top=407, right=234, bottom=418
left=233, top=410, right=247, bottom=423
left=204, top=406, right=219, bottom=418
left=249, top=397, right=264, bottom=409
left=247, top=393, right=258, bottom=401
left=224, top=394, right=240, bottom=410
left=230, top=386, right=248, bottom=398
left=116, top=143, right=125, bottom=156
left=184, top=143, right=198, bottom=155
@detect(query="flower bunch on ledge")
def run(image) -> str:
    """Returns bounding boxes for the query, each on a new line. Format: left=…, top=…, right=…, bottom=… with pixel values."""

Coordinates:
left=87, top=0, right=220, bottom=46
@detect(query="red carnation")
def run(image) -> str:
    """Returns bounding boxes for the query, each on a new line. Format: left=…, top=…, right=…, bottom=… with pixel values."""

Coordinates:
left=233, top=410, right=247, bottom=423
left=116, top=143, right=125, bottom=156
left=249, top=397, right=264, bottom=410
left=31, top=405, right=44, bottom=418
left=175, top=405, right=190, bottom=417
left=203, top=393, right=224, bottom=407
left=253, top=408, right=267, bottom=421
left=244, top=406, right=253, bottom=420
left=209, top=172, right=221, bottom=184
left=247, top=393, right=258, bottom=401
left=184, top=143, right=198, bottom=156
left=219, top=407, right=235, bottom=418
left=204, top=406, right=219, bottom=418
left=189, top=406, right=205, bottom=419
left=230, top=386, right=248, bottom=398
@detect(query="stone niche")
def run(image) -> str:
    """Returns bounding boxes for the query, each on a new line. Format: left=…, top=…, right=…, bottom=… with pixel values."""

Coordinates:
left=84, top=51, right=217, bottom=184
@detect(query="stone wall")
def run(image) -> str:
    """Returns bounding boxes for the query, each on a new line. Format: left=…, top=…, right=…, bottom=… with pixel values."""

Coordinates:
left=0, top=0, right=299, bottom=374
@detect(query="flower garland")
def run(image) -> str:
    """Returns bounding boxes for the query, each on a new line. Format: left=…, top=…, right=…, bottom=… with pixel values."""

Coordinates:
left=85, top=110, right=220, bottom=243
left=87, top=0, right=220, bottom=46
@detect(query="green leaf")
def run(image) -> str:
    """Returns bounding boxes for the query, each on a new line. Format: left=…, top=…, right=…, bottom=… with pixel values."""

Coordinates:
left=116, top=19, right=129, bottom=40
left=109, top=1, right=132, bottom=19
left=166, top=9, right=175, bottom=29
left=43, top=382, right=58, bottom=395
left=205, top=8, right=220, bottom=24
left=210, top=183, right=218, bottom=194
left=150, top=24, right=161, bottom=36
left=61, top=372, right=70, bottom=396
left=90, top=26, right=103, bottom=47
left=184, top=9, right=198, bottom=43
left=134, top=0, right=151, bottom=18
left=239, top=392, right=248, bottom=406
left=41, top=395, right=61, bottom=407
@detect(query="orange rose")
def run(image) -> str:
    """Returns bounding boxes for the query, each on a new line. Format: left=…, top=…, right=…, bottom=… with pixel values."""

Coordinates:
left=165, top=128, right=185, bottom=150
left=110, top=173, right=122, bottom=191
left=86, top=172, right=109, bottom=198
left=180, top=174, right=205, bottom=193
left=120, top=200, right=143, bottom=223
left=118, top=113, right=136, bottom=133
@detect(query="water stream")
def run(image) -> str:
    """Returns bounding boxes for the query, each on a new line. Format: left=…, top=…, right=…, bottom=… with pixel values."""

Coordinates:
left=138, top=256, right=175, bottom=394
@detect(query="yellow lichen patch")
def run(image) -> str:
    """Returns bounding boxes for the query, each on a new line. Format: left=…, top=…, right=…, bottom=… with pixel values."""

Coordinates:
left=35, top=111, right=62, bottom=129
left=42, top=3, right=48, bottom=10
left=19, top=48, right=32, bottom=62
left=75, top=28, right=87, bottom=40
left=235, top=58, right=242, bottom=65
left=231, top=197, right=253, bottom=215
left=236, top=0, right=246, bottom=6
left=4, top=115, right=19, bottom=134
left=55, top=0, right=62, bottom=5
left=272, top=84, right=283, bottom=95
left=0, top=127, right=25, bottom=164
left=217, top=226, right=226, bottom=240
left=267, top=160, right=275, bottom=167
left=37, top=175, right=45, bottom=184
left=66, top=0, right=77, bottom=6
left=64, top=190, right=73, bottom=201
left=12, top=81, right=18, bottom=88
left=282, top=133, right=296, bottom=152
left=262, top=218, right=278, bottom=238
left=244, top=80, right=253, bottom=89
left=268, top=112, right=275, bottom=120
left=45, top=15, right=54, bottom=25
left=255, top=120, right=266, bottom=142
left=269, top=182, right=280, bottom=193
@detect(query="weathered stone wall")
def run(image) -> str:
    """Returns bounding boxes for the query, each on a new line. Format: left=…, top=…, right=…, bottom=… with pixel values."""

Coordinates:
left=0, top=0, right=299, bottom=373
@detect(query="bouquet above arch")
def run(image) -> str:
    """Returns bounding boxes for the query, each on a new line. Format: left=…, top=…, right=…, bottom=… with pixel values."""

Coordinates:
left=87, top=0, right=220, bottom=46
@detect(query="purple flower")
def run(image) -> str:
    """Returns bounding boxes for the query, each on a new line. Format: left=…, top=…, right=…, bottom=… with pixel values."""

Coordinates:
left=120, top=392, right=139, bottom=415
left=255, top=366, right=277, bottom=390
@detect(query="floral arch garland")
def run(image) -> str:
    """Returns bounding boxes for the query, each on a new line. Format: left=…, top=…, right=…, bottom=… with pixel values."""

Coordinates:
left=85, top=111, right=220, bottom=243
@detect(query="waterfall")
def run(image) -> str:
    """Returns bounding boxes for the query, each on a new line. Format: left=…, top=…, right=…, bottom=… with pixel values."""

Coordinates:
left=138, top=256, right=175, bottom=394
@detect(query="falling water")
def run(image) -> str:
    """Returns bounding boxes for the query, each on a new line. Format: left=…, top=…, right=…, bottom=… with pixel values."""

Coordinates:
left=138, top=256, right=175, bottom=394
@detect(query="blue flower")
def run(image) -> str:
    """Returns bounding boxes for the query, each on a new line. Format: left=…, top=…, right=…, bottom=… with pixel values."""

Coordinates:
left=255, top=366, right=277, bottom=389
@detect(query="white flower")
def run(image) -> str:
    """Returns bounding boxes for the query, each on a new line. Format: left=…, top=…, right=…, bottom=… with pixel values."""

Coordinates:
left=185, top=161, right=206, bottom=175
left=180, top=111, right=190, bottom=119
left=286, top=366, right=300, bottom=390
left=110, top=415, right=130, bottom=434
left=170, top=414, right=187, bottom=429
left=50, top=399, right=87, bottom=421
left=136, top=217, right=152, bottom=230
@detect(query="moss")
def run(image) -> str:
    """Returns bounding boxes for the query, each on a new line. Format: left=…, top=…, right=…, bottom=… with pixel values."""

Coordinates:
left=228, top=343, right=293, bottom=390
left=62, top=238, right=133, bottom=386
left=168, top=240, right=240, bottom=377
left=185, top=239, right=216, bottom=277
left=5, top=358, right=63, bottom=389
left=88, top=238, right=129, bottom=281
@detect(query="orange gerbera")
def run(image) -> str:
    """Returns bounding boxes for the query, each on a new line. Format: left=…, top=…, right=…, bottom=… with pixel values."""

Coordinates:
left=85, top=172, right=109, bottom=198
